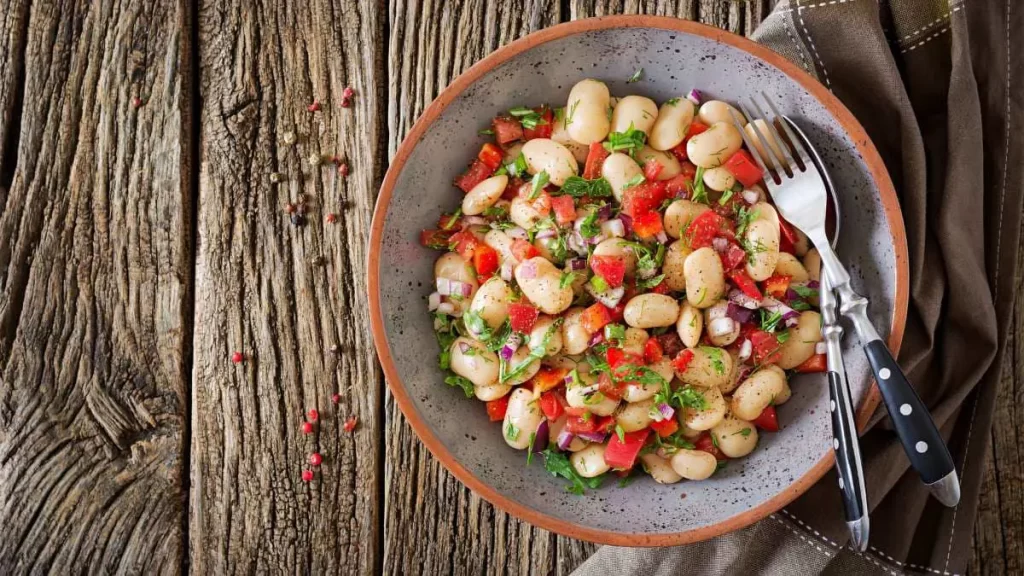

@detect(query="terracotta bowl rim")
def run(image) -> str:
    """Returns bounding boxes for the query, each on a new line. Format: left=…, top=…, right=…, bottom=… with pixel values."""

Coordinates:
left=368, top=15, right=909, bottom=546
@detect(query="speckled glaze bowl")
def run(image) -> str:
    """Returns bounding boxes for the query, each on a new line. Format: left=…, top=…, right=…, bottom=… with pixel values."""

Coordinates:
left=369, top=16, right=908, bottom=546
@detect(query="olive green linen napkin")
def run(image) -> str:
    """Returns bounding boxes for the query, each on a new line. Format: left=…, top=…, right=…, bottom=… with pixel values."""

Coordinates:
left=575, top=1, right=1022, bottom=574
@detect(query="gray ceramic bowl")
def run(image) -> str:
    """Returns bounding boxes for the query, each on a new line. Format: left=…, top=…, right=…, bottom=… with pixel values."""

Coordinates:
left=369, top=16, right=908, bottom=545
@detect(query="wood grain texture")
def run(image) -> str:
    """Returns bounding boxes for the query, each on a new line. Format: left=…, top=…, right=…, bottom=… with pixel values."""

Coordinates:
left=191, top=1, right=385, bottom=573
left=0, top=0, right=189, bottom=573
left=568, top=0, right=771, bottom=36
left=384, top=2, right=562, bottom=575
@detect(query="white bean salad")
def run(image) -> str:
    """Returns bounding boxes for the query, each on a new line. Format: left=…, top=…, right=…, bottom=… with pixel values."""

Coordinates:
left=420, top=78, right=825, bottom=493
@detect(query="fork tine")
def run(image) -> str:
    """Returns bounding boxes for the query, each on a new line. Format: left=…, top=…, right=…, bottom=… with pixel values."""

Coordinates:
left=748, top=96, right=798, bottom=175
left=739, top=100, right=788, bottom=179
left=728, top=107, right=775, bottom=188
left=761, top=92, right=813, bottom=170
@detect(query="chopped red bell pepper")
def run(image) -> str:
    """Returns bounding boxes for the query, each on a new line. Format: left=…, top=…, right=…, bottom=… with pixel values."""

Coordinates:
left=763, top=274, right=791, bottom=298
left=608, top=301, right=626, bottom=322
left=583, top=142, right=610, bottom=179
left=648, top=278, right=671, bottom=295
left=632, top=211, right=664, bottom=240
left=508, top=302, right=539, bottom=333
left=511, top=239, right=540, bottom=261
left=454, top=159, right=494, bottom=193
left=671, top=349, right=695, bottom=373
left=750, top=330, right=784, bottom=365
left=531, top=367, right=569, bottom=393
left=597, top=372, right=627, bottom=401
left=565, top=413, right=597, bottom=434
left=686, top=120, right=709, bottom=139
left=729, top=270, right=763, bottom=301
left=621, top=180, right=669, bottom=218
left=720, top=241, right=748, bottom=271
left=486, top=396, right=510, bottom=422
left=643, top=338, right=664, bottom=364
left=539, top=391, right=565, bottom=421
left=478, top=143, right=504, bottom=170
left=419, top=229, right=456, bottom=250
left=778, top=217, right=799, bottom=255
left=643, top=158, right=664, bottom=181
left=795, top=353, right=827, bottom=373
left=590, top=255, right=626, bottom=288
left=580, top=302, right=614, bottom=334
left=753, top=405, right=780, bottom=432
left=669, top=140, right=688, bottom=162
left=606, top=346, right=640, bottom=371
left=523, top=106, right=554, bottom=140
left=492, top=116, right=524, bottom=145
left=473, top=244, right=499, bottom=277
left=650, top=417, right=679, bottom=438
left=550, top=195, right=577, bottom=226
left=604, top=429, right=650, bottom=469
left=694, top=432, right=727, bottom=461
left=722, top=149, right=763, bottom=188
left=685, top=210, right=734, bottom=249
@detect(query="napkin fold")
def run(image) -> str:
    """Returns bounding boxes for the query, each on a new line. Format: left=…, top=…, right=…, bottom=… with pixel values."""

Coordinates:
left=575, top=1, right=1022, bottom=574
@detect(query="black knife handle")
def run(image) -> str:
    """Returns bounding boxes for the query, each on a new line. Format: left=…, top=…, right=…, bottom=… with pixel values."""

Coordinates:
left=828, top=369, right=865, bottom=521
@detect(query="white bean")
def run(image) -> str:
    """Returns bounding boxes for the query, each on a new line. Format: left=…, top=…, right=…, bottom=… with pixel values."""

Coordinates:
left=743, top=219, right=781, bottom=281
left=684, top=247, right=725, bottom=309
left=711, top=416, right=759, bottom=458
left=566, top=79, right=612, bottom=145
left=665, top=200, right=709, bottom=239
left=773, top=252, right=810, bottom=283
left=670, top=449, right=718, bottom=480
left=521, top=138, right=579, bottom=186
left=467, top=278, right=513, bottom=338
left=649, top=98, right=695, bottom=151
left=803, top=248, right=821, bottom=282
left=702, top=166, right=736, bottom=192
left=623, top=293, right=680, bottom=328
left=509, top=196, right=543, bottom=230
left=601, top=152, right=644, bottom=202
left=635, top=146, right=682, bottom=180
left=610, top=95, right=658, bottom=135
left=682, top=386, right=727, bottom=431
left=648, top=358, right=675, bottom=384
left=503, top=142, right=524, bottom=164
left=528, top=316, right=564, bottom=357
left=504, top=345, right=542, bottom=386
left=475, top=382, right=512, bottom=401
left=515, top=257, right=573, bottom=314
left=565, top=371, right=619, bottom=416
left=434, top=252, right=478, bottom=287
left=550, top=415, right=589, bottom=452
left=751, top=201, right=779, bottom=228
left=776, top=311, right=823, bottom=369
left=561, top=307, right=592, bottom=355
left=676, top=346, right=734, bottom=389
left=616, top=399, right=656, bottom=432
left=744, top=119, right=786, bottom=169
left=676, top=301, right=704, bottom=348
left=449, top=337, right=499, bottom=387
left=731, top=366, right=786, bottom=420
left=550, top=110, right=590, bottom=163
left=697, top=100, right=742, bottom=126
left=775, top=379, right=793, bottom=405
left=621, top=328, right=649, bottom=356
left=641, top=453, right=684, bottom=484
left=503, top=388, right=544, bottom=450
left=663, top=240, right=692, bottom=292
left=462, top=175, right=508, bottom=215
left=571, top=443, right=611, bottom=478
left=686, top=121, right=742, bottom=168
left=484, top=228, right=516, bottom=262
left=592, top=238, right=638, bottom=278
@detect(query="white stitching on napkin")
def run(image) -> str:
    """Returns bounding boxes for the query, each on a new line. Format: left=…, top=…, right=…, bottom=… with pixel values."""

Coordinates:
left=896, top=5, right=963, bottom=43
left=769, top=515, right=835, bottom=557
left=780, top=509, right=841, bottom=548
left=781, top=13, right=813, bottom=73
left=775, top=0, right=858, bottom=15
left=900, top=27, right=950, bottom=53
left=992, top=0, right=1013, bottom=295
left=796, top=4, right=833, bottom=89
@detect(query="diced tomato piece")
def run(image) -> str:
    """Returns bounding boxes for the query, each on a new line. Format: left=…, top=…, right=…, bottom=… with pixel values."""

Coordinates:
left=685, top=210, right=734, bottom=249
left=753, top=405, right=780, bottom=432
left=473, top=244, right=499, bottom=277
left=722, top=149, right=763, bottom=188
left=448, top=230, right=479, bottom=261
left=454, top=159, right=494, bottom=193
left=669, top=140, right=688, bottom=162
left=596, top=372, right=627, bottom=401
left=778, top=218, right=799, bottom=255
left=437, top=213, right=461, bottom=230
left=729, top=270, right=763, bottom=301
left=604, top=429, right=650, bottom=469
left=671, top=349, right=695, bottom=373
left=486, top=397, right=510, bottom=422
left=713, top=192, right=745, bottom=219
left=590, top=255, right=626, bottom=288
left=686, top=120, right=709, bottom=139
left=477, top=143, right=504, bottom=170
left=583, top=142, right=610, bottom=179
left=419, top=229, right=456, bottom=250
left=643, top=158, right=664, bottom=181
left=508, top=302, right=540, bottom=333
left=512, top=239, right=540, bottom=261
left=750, top=330, right=784, bottom=365
left=644, top=338, right=664, bottom=364
left=593, top=415, right=617, bottom=434
left=695, top=432, right=727, bottom=461
left=650, top=417, right=679, bottom=438
left=566, top=413, right=607, bottom=434
left=551, top=195, right=577, bottom=226
left=492, top=116, right=524, bottom=145
left=621, top=181, right=669, bottom=218
left=795, top=353, right=827, bottom=373
left=632, top=211, right=664, bottom=240
left=608, top=301, right=626, bottom=322
left=581, top=302, right=614, bottom=334
left=539, top=391, right=565, bottom=421
left=763, top=274, right=791, bottom=298
left=679, top=161, right=698, bottom=180
left=523, top=106, right=554, bottom=140
left=720, top=241, right=747, bottom=271
left=563, top=406, right=588, bottom=417
left=656, top=333, right=684, bottom=358
left=648, top=278, right=671, bottom=295
left=663, top=174, right=691, bottom=200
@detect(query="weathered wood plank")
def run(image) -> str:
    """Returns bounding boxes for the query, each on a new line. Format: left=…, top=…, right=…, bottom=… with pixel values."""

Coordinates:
left=191, top=2, right=385, bottom=573
left=0, top=0, right=189, bottom=573
left=568, top=0, right=771, bottom=37
left=384, top=2, right=561, bottom=575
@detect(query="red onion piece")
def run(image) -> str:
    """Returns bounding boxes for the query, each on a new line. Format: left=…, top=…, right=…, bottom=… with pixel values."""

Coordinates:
left=728, top=288, right=761, bottom=310
left=500, top=334, right=521, bottom=361
left=532, top=419, right=550, bottom=453
left=519, top=260, right=537, bottom=279
left=762, top=295, right=799, bottom=323
left=738, top=339, right=752, bottom=362
left=654, top=403, right=674, bottom=421
left=686, top=89, right=703, bottom=106
left=587, top=331, right=605, bottom=347
left=569, top=258, right=587, bottom=271
left=734, top=364, right=754, bottom=384
left=726, top=302, right=754, bottom=324
left=712, top=237, right=729, bottom=254
left=601, top=219, right=625, bottom=238
left=535, top=229, right=558, bottom=240
left=458, top=341, right=471, bottom=353
left=556, top=429, right=575, bottom=451
left=619, top=213, right=633, bottom=236
left=458, top=281, right=473, bottom=297
left=500, top=260, right=514, bottom=282
left=576, top=431, right=608, bottom=443
left=596, top=204, right=613, bottom=220
left=655, top=230, right=669, bottom=244
left=436, top=277, right=451, bottom=296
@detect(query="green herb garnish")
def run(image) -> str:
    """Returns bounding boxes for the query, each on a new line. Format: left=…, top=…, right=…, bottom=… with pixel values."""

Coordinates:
left=718, top=188, right=734, bottom=206
left=690, top=166, right=708, bottom=204
left=506, top=152, right=528, bottom=178
left=505, top=421, right=521, bottom=441
left=478, top=128, right=495, bottom=136
left=700, top=347, right=726, bottom=375
left=500, top=319, right=563, bottom=383
left=444, top=374, right=476, bottom=398
left=603, top=124, right=647, bottom=157
left=556, top=176, right=614, bottom=198
left=736, top=206, right=759, bottom=236
left=530, top=170, right=550, bottom=199
left=615, top=424, right=626, bottom=443
left=623, top=174, right=646, bottom=190
left=579, top=209, right=603, bottom=239
left=509, top=106, right=547, bottom=130
left=541, top=449, right=604, bottom=495
left=627, top=68, right=644, bottom=83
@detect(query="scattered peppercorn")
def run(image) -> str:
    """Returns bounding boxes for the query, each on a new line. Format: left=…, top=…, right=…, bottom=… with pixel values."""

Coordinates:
left=132, top=96, right=144, bottom=109
left=308, top=153, right=323, bottom=167
left=309, top=453, right=323, bottom=466
left=231, top=351, right=243, bottom=364
left=301, top=469, right=314, bottom=482
left=331, top=393, right=341, bottom=405
left=270, top=172, right=284, bottom=183
left=290, top=213, right=306, bottom=227
left=308, top=409, right=320, bottom=422
left=337, top=162, right=350, bottom=177
left=343, top=416, right=358, bottom=433
left=301, top=421, right=315, bottom=435
left=307, top=101, right=321, bottom=112
left=283, top=131, right=297, bottom=145
left=325, top=213, right=337, bottom=224
left=284, top=203, right=296, bottom=214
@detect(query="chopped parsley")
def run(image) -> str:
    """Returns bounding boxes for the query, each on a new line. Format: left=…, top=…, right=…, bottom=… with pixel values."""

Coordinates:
left=478, top=128, right=495, bottom=136
left=718, top=188, right=734, bottom=206
left=541, top=449, right=604, bottom=495
left=556, top=176, right=614, bottom=198
left=589, top=275, right=610, bottom=294
left=655, top=382, right=709, bottom=412
left=700, top=347, right=726, bottom=375
left=559, top=270, right=578, bottom=289
left=617, top=240, right=665, bottom=277
left=566, top=99, right=581, bottom=127
left=735, top=206, right=759, bottom=236
left=505, top=421, right=521, bottom=441
left=530, top=170, right=550, bottom=199
left=579, top=209, right=603, bottom=238
left=776, top=330, right=792, bottom=343
left=759, top=309, right=784, bottom=333
left=665, top=97, right=681, bottom=106
left=690, top=166, right=709, bottom=204
left=791, top=285, right=819, bottom=299
left=636, top=273, right=666, bottom=290
left=509, top=106, right=547, bottom=130
left=463, top=310, right=494, bottom=340
left=603, top=124, right=647, bottom=157
left=645, top=431, right=696, bottom=456
left=505, top=152, right=528, bottom=178
left=526, top=432, right=537, bottom=465
left=435, top=314, right=458, bottom=370
left=623, top=174, right=646, bottom=190
left=499, top=319, right=563, bottom=383
left=615, top=424, right=626, bottom=443
left=626, top=68, right=644, bottom=83
left=444, top=374, right=475, bottom=398
left=441, top=207, right=462, bottom=230
left=734, top=427, right=753, bottom=437
left=482, top=205, right=508, bottom=219
left=604, top=323, right=626, bottom=341
left=741, top=237, right=768, bottom=265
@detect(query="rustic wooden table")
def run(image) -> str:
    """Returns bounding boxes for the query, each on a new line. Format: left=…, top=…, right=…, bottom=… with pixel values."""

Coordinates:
left=0, top=1, right=1019, bottom=574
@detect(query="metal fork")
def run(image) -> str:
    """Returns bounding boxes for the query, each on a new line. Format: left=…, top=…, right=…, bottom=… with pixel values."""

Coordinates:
left=729, top=94, right=960, bottom=508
